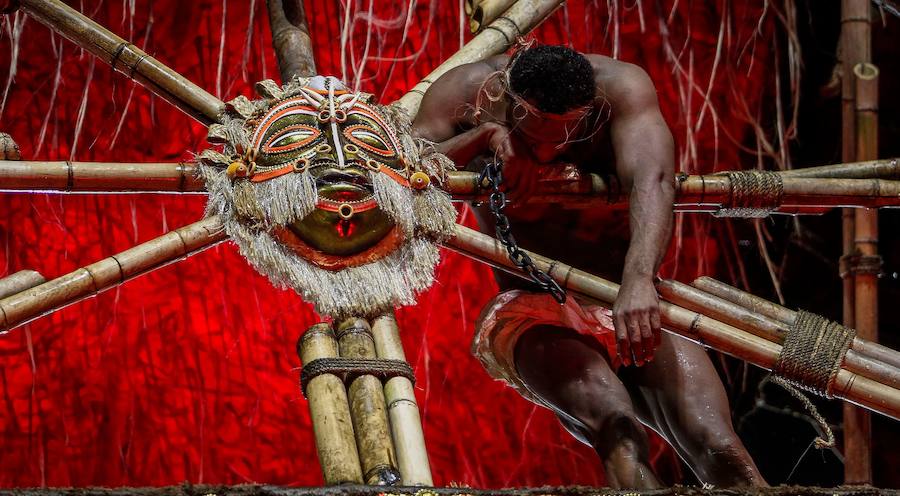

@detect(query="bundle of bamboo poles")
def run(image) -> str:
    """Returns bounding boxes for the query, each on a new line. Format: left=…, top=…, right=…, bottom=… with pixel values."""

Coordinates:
left=298, top=316, right=432, bottom=486
left=442, top=224, right=900, bottom=421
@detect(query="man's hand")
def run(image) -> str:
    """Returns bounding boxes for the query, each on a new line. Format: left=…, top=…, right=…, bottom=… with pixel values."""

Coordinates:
left=612, top=276, right=662, bottom=367
left=482, top=122, right=540, bottom=202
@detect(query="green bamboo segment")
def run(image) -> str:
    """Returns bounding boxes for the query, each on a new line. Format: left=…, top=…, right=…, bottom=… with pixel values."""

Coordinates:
left=298, top=323, right=365, bottom=485
left=336, top=318, right=400, bottom=485
left=18, top=0, right=225, bottom=125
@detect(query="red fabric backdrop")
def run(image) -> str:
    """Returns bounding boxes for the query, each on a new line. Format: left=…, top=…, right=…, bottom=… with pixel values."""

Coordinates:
left=0, top=0, right=778, bottom=488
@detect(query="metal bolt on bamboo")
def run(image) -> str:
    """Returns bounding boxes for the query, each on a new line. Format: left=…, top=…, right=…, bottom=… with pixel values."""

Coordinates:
left=370, top=313, right=433, bottom=486
left=0, top=216, right=226, bottom=333
left=18, top=0, right=225, bottom=125
left=298, top=323, right=365, bottom=485
left=443, top=223, right=900, bottom=421
left=336, top=317, right=400, bottom=486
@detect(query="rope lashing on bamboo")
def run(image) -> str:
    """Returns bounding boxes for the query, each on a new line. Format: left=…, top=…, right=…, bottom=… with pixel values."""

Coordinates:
left=770, top=310, right=857, bottom=448
left=839, top=253, right=884, bottom=277
left=713, top=170, right=784, bottom=218
left=300, top=358, right=415, bottom=397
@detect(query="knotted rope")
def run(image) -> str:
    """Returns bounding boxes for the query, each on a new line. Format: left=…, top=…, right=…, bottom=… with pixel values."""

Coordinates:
left=300, top=357, right=415, bottom=397
left=714, top=170, right=784, bottom=218
left=772, top=310, right=856, bottom=448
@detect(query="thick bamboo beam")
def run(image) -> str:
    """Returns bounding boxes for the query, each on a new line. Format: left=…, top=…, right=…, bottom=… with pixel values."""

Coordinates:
left=335, top=317, right=400, bottom=485
left=781, top=158, right=900, bottom=179
left=0, top=161, right=205, bottom=193
left=469, top=0, right=517, bottom=33
left=690, top=277, right=900, bottom=373
left=656, top=279, right=900, bottom=391
left=298, top=323, right=365, bottom=485
left=18, top=0, right=225, bottom=125
left=394, top=0, right=565, bottom=116
left=0, top=270, right=46, bottom=300
left=267, top=0, right=317, bottom=82
left=443, top=224, right=900, bottom=420
left=675, top=175, right=900, bottom=208
left=370, top=313, right=433, bottom=486
left=0, top=216, right=226, bottom=333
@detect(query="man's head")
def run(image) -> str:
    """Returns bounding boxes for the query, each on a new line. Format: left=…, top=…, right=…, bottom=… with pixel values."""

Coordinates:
left=507, top=45, right=595, bottom=163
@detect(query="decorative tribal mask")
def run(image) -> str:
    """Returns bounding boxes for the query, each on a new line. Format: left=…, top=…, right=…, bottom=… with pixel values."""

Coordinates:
left=199, top=76, right=457, bottom=319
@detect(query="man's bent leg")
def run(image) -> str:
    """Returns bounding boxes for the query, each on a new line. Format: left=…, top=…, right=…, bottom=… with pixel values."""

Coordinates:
left=623, top=333, right=767, bottom=487
left=514, top=325, right=663, bottom=489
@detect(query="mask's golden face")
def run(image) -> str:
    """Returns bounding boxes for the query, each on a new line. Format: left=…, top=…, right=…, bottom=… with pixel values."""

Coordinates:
left=200, top=76, right=456, bottom=318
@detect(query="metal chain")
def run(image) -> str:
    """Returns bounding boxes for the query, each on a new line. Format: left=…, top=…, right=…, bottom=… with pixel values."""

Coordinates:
left=478, top=161, right=567, bottom=304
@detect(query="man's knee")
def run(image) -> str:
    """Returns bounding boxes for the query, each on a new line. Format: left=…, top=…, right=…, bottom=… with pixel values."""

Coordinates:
left=676, top=420, right=763, bottom=485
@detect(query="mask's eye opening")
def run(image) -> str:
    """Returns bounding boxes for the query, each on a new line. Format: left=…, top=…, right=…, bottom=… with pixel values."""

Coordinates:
left=263, top=124, right=321, bottom=154
left=343, top=125, right=396, bottom=158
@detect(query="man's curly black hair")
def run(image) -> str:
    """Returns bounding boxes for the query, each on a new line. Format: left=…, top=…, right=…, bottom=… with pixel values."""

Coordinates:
left=508, top=45, right=595, bottom=114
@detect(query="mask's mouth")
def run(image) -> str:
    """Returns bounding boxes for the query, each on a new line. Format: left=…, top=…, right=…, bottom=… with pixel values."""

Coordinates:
left=313, top=166, right=374, bottom=203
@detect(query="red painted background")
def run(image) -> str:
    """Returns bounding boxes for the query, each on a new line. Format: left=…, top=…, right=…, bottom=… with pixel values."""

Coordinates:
left=0, top=0, right=779, bottom=488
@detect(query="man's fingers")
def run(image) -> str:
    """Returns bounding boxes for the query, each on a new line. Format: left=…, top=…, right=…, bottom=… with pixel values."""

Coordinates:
left=614, top=312, right=631, bottom=366
left=627, top=314, right=644, bottom=366
left=651, top=308, right=662, bottom=348
left=638, top=312, right=654, bottom=364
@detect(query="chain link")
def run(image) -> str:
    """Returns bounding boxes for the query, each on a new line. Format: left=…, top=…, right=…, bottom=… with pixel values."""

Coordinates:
left=478, top=161, right=567, bottom=304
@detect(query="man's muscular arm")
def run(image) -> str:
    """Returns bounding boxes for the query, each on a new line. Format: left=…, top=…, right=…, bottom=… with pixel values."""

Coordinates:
left=604, top=62, right=675, bottom=367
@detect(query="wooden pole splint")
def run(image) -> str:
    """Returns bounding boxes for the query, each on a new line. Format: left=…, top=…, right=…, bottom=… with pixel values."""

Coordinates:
left=0, top=216, right=226, bottom=334
left=298, top=323, right=364, bottom=485
left=335, top=317, right=400, bottom=485
left=17, top=0, right=225, bottom=125
left=370, top=313, right=433, bottom=486
left=443, top=223, right=900, bottom=421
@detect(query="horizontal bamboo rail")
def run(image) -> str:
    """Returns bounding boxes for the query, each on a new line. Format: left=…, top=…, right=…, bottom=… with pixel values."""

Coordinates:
left=675, top=175, right=900, bottom=208
left=692, top=277, right=900, bottom=372
left=0, top=270, right=46, bottom=300
left=18, top=0, right=225, bottom=125
left=0, top=216, right=226, bottom=333
left=656, top=279, right=900, bottom=391
left=0, top=161, right=205, bottom=193
left=442, top=224, right=900, bottom=420
left=782, top=158, right=900, bottom=179
left=395, top=0, right=565, bottom=115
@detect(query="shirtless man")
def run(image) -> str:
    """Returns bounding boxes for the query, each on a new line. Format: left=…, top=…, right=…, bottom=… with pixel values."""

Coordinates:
left=412, top=45, right=766, bottom=488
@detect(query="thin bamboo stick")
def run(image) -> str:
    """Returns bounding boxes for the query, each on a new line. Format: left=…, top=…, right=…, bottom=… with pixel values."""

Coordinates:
left=443, top=223, right=900, bottom=420
left=298, top=323, right=365, bottom=485
left=394, top=0, right=565, bottom=116
left=336, top=317, right=400, bottom=485
left=0, top=216, right=226, bottom=334
left=781, top=158, right=900, bottom=179
left=18, top=0, right=225, bottom=125
left=0, top=270, right=46, bottom=300
left=656, top=279, right=900, bottom=391
left=470, top=0, right=517, bottom=33
left=0, top=161, right=205, bottom=193
left=267, top=0, right=317, bottom=82
left=370, top=313, right=433, bottom=486
left=691, top=277, right=900, bottom=372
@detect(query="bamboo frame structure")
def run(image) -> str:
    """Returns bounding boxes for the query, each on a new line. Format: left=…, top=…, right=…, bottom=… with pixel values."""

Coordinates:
left=298, top=323, right=365, bottom=485
left=442, top=224, right=900, bottom=421
left=370, top=313, right=433, bottom=486
left=267, top=0, right=317, bottom=82
left=335, top=318, right=400, bottom=485
left=17, top=0, right=225, bottom=126
left=0, top=216, right=226, bottom=333
left=394, top=0, right=565, bottom=115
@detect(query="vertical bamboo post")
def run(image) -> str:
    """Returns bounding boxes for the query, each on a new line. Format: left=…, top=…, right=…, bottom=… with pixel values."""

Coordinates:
left=370, top=313, right=433, bottom=486
left=298, top=323, right=365, bottom=485
left=17, top=0, right=225, bottom=125
left=336, top=318, right=400, bottom=485
left=266, top=0, right=317, bottom=82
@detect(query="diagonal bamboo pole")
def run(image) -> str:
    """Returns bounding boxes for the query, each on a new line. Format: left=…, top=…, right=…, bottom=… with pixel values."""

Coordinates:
left=267, top=0, right=317, bottom=82
left=394, top=0, right=565, bottom=115
left=442, top=223, right=900, bottom=421
left=0, top=271, right=46, bottom=300
left=0, top=216, right=226, bottom=334
left=17, top=0, right=225, bottom=125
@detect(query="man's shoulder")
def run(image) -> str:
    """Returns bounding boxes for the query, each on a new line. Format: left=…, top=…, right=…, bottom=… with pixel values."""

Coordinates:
left=437, top=56, right=508, bottom=96
left=583, top=55, right=657, bottom=107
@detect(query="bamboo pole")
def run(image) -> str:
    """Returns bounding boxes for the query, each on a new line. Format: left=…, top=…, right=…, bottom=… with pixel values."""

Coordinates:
left=442, top=224, right=900, bottom=420
left=370, top=313, right=433, bottom=486
left=298, top=323, right=365, bottom=485
left=0, top=161, right=205, bottom=193
left=690, top=277, right=900, bottom=373
left=0, top=216, right=226, bottom=334
left=656, top=279, right=900, bottom=391
left=267, top=0, right=317, bottom=82
left=18, top=0, right=225, bottom=125
left=674, top=175, right=900, bottom=208
left=470, top=0, right=517, bottom=33
left=0, top=271, right=46, bottom=300
left=781, top=158, right=900, bottom=180
left=336, top=317, right=400, bottom=485
left=394, top=0, right=565, bottom=115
